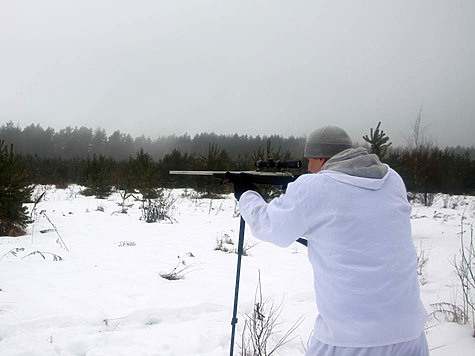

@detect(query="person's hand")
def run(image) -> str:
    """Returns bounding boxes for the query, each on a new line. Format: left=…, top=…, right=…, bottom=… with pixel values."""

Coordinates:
left=234, top=181, right=259, bottom=200
left=226, top=173, right=260, bottom=200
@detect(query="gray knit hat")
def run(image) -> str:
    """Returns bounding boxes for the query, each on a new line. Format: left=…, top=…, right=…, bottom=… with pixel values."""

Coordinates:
left=304, top=125, right=352, bottom=158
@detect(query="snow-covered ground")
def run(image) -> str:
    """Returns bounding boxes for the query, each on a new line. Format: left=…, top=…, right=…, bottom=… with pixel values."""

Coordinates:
left=1, top=186, right=474, bottom=355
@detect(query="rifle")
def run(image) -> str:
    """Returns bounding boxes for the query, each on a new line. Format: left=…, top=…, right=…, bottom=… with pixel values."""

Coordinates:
left=169, top=169, right=297, bottom=189
left=170, top=160, right=307, bottom=356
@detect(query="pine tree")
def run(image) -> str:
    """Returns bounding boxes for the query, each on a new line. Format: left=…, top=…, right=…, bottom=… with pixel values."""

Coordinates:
left=251, top=138, right=291, bottom=166
left=251, top=139, right=293, bottom=200
left=194, top=143, right=231, bottom=196
left=81, top=154, right=113, bottom=199
left=130, top=148, right=160, bottom=200
left=363, top=122, right=392, bottom=159
left=0, top=140, right=33, bottom=236
left=159, top=149, right=195, bottom=188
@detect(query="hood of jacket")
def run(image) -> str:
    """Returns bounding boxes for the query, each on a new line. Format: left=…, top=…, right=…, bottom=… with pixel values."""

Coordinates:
left=320, top=147, right=389, bottom=190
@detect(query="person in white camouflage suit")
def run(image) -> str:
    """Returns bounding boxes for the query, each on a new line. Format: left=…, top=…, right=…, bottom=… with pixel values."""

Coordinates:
left=237, top=126, right=428, bottom=356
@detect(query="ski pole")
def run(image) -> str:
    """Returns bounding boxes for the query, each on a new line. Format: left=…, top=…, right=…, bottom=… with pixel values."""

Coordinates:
left=229, top=216, right=245, bottom=356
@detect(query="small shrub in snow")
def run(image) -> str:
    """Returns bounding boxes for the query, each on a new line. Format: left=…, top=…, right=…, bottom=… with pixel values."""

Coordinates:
left=417, top=244, right=430, bottom=285
left=214, top=234, right=257, bottom=256
left=160, top=255, right=197, bottom=280
left=209, top=199, right=225, bottom=215
left=140, top=189, right=177, bottom=223
left=239, top=271, right=303, bottom=355
left=215, top=234, right=234, bottom=253
left=453, top=220, right=475, bottom=336
left=117, top=189, right=134, bottom=213
left=429, top=302, right=468, bottom=325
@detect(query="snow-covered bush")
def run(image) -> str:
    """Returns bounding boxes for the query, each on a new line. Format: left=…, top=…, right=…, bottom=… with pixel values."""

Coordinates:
left=141, top=189, right=177, bottom=223
left=215, top=234, right=234, bottom=253
left=214, top=233, right=257, bottom=256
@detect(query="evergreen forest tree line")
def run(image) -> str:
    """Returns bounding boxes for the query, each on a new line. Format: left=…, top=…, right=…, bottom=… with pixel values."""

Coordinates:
left=1, top=121, right=474, bottom=198
left=0, top=121, right=306, bottom=161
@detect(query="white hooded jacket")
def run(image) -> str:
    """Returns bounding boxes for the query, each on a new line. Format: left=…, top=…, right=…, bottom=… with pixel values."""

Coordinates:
left=239, top=148, right=427, bottom=348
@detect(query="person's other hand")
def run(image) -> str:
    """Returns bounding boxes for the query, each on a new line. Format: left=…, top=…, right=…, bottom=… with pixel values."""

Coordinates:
left=226, top=173, right=260, bottom=200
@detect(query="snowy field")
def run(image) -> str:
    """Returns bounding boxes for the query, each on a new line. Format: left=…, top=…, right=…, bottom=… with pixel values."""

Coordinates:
left=1, top=186, right=474, bottom=355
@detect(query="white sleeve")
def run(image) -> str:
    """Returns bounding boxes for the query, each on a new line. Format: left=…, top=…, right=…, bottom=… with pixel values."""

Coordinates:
left=238, top=182, right=308, bottom=247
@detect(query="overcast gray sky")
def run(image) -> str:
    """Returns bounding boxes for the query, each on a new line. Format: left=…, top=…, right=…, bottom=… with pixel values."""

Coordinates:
left=1, top=0, right=474, bottom=147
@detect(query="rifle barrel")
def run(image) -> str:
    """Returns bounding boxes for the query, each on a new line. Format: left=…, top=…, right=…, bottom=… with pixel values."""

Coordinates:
left=169, top=170, right=294, bottom=177
left=169, top=170, right=218, bottom=176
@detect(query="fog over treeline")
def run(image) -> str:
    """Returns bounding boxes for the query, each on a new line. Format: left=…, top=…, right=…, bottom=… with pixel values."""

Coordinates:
left=0, top=121, right=308, bottom=161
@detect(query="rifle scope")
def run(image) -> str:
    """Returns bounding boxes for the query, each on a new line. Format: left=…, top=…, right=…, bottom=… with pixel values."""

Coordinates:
left=255, top=159, right=302, bottom=171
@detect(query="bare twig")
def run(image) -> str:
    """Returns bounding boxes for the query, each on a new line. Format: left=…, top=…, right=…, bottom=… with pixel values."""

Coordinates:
left=21, top=251, right=63, bottom=261
left=29, top=191, right=46, bottom=220
left=429, top=345, right=446, bottom=352
left=40, top=211, right=69, bottom=252
left=417, top=242, right=430, bottom=285
left=0, top=247, right=25, bottom=261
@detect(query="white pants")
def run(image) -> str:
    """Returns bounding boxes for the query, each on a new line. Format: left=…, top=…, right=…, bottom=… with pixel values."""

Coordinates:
left=305, top=332, right=429, bottom=356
